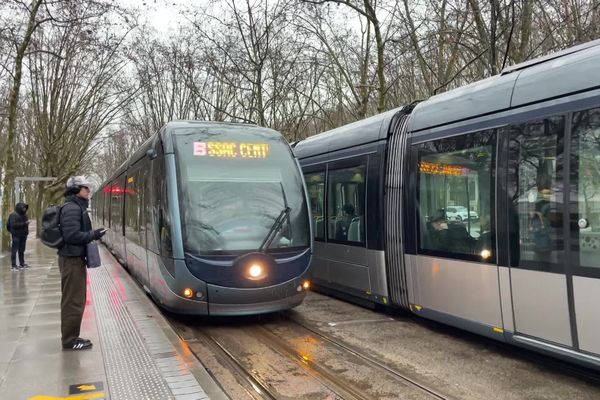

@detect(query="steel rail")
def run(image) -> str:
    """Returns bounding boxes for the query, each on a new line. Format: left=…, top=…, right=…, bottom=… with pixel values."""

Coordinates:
left=189, top=332, right=279, bottom=400
left=282, top=313, right=457, bottom=400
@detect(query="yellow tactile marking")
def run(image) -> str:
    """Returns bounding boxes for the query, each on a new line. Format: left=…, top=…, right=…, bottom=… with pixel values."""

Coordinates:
left=76, top=385, right=97, bottom=391
left=29, top=392, right=105, bottom=400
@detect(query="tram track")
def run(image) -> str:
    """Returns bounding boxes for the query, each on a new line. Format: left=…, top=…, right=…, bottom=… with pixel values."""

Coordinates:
left=248, top=325, right=372, bottom=400
left=279, top=311, right=457, bottom=400
left=170, top=307, right=598, bottom=400
left=185, top=324, right=370, bottom=400
left=187, top=330, right=279, bottom=400
left=176, top=314, right=455, bottom=400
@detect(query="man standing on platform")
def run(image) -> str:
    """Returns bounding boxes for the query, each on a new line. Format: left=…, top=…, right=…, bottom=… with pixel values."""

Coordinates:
left=6, top=202, right=30, bottom=271
left=59, top=176, right=106, bottom=351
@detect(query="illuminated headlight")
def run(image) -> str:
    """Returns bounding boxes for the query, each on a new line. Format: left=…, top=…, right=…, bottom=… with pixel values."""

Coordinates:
left=480, top=249, right=492, bottom=260
left=249, top=264, right=262, bottom=277
left=247, top=263, right=266, bottom=280
left=183, top=288, right=194, bottom=298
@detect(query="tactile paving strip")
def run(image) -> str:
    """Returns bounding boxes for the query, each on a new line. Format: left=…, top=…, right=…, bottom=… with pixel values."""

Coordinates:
left=89, top=267, right=173, bottom=399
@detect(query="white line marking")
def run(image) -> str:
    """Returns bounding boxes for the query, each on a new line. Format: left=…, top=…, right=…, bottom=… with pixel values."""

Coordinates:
left=327, top=317, right=395, bottom=327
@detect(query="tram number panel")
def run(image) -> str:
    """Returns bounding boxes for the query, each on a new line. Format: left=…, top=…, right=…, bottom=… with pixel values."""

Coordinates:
left=193, top=141, right=270, bottom=159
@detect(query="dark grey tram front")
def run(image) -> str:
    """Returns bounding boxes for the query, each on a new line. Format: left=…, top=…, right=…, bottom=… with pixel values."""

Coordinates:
left=294, top=39, right=600, bottom=370
left=92, top=121, right=312, bottom=316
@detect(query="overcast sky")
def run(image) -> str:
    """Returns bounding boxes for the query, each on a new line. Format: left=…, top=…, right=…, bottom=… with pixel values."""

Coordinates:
left=124, top=0, right=202, bottom=33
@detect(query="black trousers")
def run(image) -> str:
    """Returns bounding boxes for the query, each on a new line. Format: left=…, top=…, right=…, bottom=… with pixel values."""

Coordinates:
left=10, top=235, right=27, bottom=267
left=59, top=256, right=87, bottom=345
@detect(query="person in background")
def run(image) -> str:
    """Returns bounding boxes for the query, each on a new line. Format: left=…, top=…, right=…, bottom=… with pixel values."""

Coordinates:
left=335, top=203, right=356, bottom=240
left=429, top=209, right=476, bottom=254
left=59, top=176, right=106, bottom=351
left=6, top=203, right=30, bottom=271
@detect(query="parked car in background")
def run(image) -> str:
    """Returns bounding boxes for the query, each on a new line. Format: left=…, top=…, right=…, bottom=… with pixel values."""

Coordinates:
left=445, top=206, right=478, bottom=221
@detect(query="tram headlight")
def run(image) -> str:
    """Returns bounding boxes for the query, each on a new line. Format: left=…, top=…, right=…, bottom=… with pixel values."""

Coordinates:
left=183, top=288, right=194, bottom=298
left=302, top=281, right=310, bottom=290
left=246, top=263, right=267, bottom=280
left=480, top=249, right=492, bottom=260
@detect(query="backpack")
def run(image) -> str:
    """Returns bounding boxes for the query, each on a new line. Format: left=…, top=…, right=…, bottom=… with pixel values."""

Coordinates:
left=41, top=205, right=64, bottom=249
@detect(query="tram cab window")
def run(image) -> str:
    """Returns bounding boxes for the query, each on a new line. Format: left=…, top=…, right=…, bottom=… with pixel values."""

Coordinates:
left=416, top=130, right=495, bottom=262
left=174, top=128, right=310, bottom=255
left=327, top=165, right=366, bottom=245
left=305, top=172, right=326, bottom=240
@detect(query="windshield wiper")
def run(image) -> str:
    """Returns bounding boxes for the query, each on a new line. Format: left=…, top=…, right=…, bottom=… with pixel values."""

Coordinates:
left=258, top=207, right=291, bottom=253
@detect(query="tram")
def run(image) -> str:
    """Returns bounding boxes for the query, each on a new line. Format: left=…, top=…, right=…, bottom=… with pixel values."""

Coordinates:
left=294, top=39, right=600, bottom=369
left=91, top=121, right=312, bottom=315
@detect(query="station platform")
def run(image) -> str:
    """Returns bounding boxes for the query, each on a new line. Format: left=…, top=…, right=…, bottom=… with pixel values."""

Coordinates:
left=0, top=235, right=227, bottom=400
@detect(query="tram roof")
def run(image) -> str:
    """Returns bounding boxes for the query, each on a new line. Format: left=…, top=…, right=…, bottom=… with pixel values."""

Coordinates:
left=163, top=120, right=261, bottom=131
left=100, top=120, right=280, bottom=186
left=408, top=39, right=600, bottom=133
left=161, top=120, right=282, bottom=152
left=293, top=107, right=406, bottom=158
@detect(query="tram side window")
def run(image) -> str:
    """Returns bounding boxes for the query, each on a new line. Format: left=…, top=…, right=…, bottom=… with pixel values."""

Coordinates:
left=125, top=170, right=141, bottom=245
left=305, top=171, right=326, bottom=240
left=98, top=191, right=104, bottom=224
left=152, top=152, right=172, bottom=257
left=573, top=108, right=600, bottom=270
left=327, top=165, right=366, bottom=245
left=138, top=166, right=148, bottom=247
left=104, top=186, right=111, bottom=227
left=145, top=160, right=159, bottom=254
left=508, top=117, right=565, bottom=272
left=93, top=192, right=101, bottom=222
left=111, top=175, right=126, bottom=235
left=100, top=191, right=106, bottom=224
left=416, top=130, right=495, bottom=262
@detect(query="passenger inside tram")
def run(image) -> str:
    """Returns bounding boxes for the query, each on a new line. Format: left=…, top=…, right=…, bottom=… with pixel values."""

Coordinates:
left=475, top=215, right=493, bottom=254
left=528, top=187, right=553, bottom=254
left=427, top=209, right=476, bottom=254
left=335, top=203, right=356, bottom=241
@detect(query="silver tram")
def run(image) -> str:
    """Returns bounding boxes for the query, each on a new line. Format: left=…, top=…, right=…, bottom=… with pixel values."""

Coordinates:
left=92, top=121, right=312, bottom=315
left=294, top=40, right=600, bottom=369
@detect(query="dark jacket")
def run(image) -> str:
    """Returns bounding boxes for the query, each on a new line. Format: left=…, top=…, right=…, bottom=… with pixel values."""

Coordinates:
left=58, top=190, right=94, bottom=257
left=6, top=203, right=29, bottom=237
left=430, top=222, right=476, bottom=254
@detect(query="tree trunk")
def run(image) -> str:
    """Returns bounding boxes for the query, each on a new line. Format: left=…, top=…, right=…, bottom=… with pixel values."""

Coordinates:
left=363, top=0, right=386, bottom=113
left=517, top=0, right=533, bottom=62
left=358, top=20, right=371, bottom=119
left=1, top=0, right=44, bottom=251
left=34, top=182, right=43, bottom=238
left=490, top=0, right=498, bottom=75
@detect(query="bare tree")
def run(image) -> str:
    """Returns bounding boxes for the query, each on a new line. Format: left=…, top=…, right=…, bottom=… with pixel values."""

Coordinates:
left=25, top=13, right=135, bottom=224
left=302, top=0, right=393, bottom=113
left=1, top=0, right=45, bottom=249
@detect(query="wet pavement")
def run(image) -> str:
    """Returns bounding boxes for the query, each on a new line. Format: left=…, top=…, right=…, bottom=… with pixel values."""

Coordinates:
left=169, top=291, right=600, bottom=400
left=6, top=233, right=596, bottom=399
left=0, top=234, right=225, bottom=400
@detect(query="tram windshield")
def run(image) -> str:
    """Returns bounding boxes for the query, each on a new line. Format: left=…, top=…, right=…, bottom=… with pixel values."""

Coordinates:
left=174, top=126, right=310, bottom=255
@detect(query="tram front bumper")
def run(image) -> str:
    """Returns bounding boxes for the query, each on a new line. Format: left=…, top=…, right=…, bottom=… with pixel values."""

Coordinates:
left=206, top=277, right=309, bottom=316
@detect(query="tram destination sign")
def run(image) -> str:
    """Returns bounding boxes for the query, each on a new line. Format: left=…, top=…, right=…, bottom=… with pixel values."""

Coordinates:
left=193, top=141, right=270, bottom=159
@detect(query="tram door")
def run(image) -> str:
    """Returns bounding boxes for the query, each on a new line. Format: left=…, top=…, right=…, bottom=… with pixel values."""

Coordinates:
left=569, top=107, right=600, bottom=356
left=507, top=108, right=600, bottom=355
